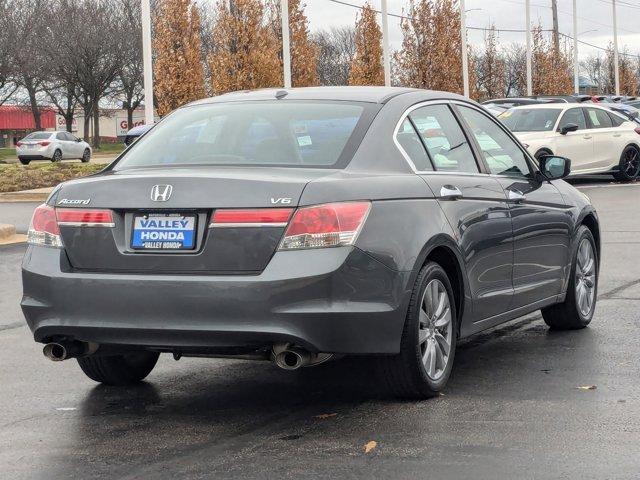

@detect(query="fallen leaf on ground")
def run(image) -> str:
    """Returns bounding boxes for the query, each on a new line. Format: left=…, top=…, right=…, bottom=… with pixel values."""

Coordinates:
left=576, top=385, right=597, bottom=390
left=364, top=440, right=377, bottom=454
left=314, top=413, right=337, bottom=420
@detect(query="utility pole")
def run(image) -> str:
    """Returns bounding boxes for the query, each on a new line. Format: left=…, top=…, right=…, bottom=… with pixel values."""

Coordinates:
left=572, top=0, right=579, bottom=94
left=381, top=0, right=391, bottom=87
left=612, top=0, right=620, bottom=95
left=281, top=0, right=291, bottom=88
left=526, top=0, right=532, bottom=96
left=460, top=0, right=469, bottom=97
left=551, top=0, right=560, bottom=55
left=141, top=0, right=154, bottom=125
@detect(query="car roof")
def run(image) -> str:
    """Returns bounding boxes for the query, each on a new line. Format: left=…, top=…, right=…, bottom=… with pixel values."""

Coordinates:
left=507, top=103, right=612, bottom=111
left=187, top=86, right=449, bottom=105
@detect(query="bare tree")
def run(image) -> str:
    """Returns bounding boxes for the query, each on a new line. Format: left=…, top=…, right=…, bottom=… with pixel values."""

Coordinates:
left=503, top=43, right=526, bottom=97
left=580, top=53, right=605, bottom=94
left=9, top=0, right=52, bottom=129
left=312, top=27, right=355, bottom=86
left=114, top=0, right=145, bottom=128
left=0, top=0, right=18, bottom=105
left=474, top=26, right=506, bottom=101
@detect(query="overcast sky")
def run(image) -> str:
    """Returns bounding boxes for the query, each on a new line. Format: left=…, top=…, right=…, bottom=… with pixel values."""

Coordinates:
left=304, top=0, right=640, bottom=60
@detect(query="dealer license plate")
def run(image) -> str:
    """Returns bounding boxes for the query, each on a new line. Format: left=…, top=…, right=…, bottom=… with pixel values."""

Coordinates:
left=131, top=213, right=196, bottom=250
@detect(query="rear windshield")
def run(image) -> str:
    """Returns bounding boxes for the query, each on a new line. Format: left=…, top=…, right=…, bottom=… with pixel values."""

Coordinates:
left=113, top=101, right=374, bottom=170
left=23, top=132, right=52, bottom=140
left=499, top=108, right=561, bottom=132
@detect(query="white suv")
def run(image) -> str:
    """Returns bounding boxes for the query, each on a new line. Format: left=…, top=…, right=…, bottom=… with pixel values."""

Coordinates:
left=16, top=131, right=92, bottom=165
left=500, top=103, right=640, bottom=181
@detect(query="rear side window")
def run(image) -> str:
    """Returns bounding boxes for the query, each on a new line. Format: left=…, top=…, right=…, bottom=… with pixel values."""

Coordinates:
left=586, top=108, right=613, bottom=129
left=409, top=104, right=478, bottom=173
left=559, top=108, right=587, bottom=130
left=114, top=101, right=373, bottom=170
left=395, top=118, right=432, bottom=171
left=458, top=105, right=531, bottom=178
left=56, top=132, right=66, bottom=140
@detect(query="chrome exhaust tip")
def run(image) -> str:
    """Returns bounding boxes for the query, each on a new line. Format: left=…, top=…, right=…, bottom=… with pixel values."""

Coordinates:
left=42, top=341, right=98, bottom=362
left=274, top=347, right=311, bottom=370
left=43, top=343, right=69, bottom=362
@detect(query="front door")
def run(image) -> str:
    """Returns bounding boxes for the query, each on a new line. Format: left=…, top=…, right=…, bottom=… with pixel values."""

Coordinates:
left=456, top=104, right=571, bottom=310
left=555, top=107, right=594, bottom=173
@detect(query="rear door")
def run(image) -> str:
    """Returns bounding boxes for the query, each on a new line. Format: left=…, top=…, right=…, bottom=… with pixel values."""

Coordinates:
left=55, top=132, right=70, bottom=158
left=398, top=102, right=514, bottom=323
left=555, top=107, right=594, bottom=172
left=585, top=107, right=619, bottom=170
left=455, top=103, right=571, bottom=310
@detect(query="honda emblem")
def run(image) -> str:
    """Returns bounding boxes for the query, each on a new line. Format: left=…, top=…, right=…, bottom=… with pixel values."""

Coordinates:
left=151, top=184, right=173, bottom=202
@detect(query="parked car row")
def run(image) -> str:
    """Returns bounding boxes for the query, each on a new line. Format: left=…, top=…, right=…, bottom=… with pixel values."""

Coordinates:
left=485, top=95, right=640, bottom=181
left=16, top=131, right=92, bottom=165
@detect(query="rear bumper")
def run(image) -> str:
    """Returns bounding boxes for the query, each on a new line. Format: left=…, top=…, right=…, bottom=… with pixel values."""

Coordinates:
left=21, top=245, right=411, bottom=354
left=17, top=155, right=51, bottom=160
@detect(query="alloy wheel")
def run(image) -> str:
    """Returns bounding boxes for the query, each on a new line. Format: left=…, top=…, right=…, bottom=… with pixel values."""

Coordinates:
left=575, top=238, right=596, bottom=317
left=419, top=279, right=453, bottom=380
left=623, top=148, right=640, bottom=177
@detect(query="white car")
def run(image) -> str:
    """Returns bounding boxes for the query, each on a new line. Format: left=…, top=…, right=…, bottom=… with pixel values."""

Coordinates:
left=499, top=103, right=640, bottom=181
left=16, top=131, right=92, bottom=165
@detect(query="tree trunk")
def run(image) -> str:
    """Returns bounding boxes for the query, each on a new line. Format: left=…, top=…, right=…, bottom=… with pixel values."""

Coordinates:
left=25, top=78, right=42, bottom=131
left=127, top=103, right=134, bottom=129
left=92, top=104, right=100, bottom=149
left=83, top=102, right=92, bottom=143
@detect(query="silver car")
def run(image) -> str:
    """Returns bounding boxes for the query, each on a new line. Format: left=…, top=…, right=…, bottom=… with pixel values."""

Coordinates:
left=16, top=131, right=92, bottom=165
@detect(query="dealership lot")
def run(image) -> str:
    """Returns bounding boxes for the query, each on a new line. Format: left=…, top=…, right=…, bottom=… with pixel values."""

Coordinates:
left=1, top=179, right=639, bottom=479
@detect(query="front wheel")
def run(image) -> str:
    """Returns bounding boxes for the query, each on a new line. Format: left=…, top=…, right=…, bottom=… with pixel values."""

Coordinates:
left=81, top=148, right=90, bottom=163
left=377, top=261, right=457, bottom=399
left=542, top=225, right=598, bottom=330
left=77, top=351, right=159, bottom=385
left=613, top=145, right=640, bottom=182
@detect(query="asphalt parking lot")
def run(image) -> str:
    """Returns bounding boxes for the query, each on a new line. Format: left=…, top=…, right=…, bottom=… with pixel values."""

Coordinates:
left=1, top=178, right=639, bottom=479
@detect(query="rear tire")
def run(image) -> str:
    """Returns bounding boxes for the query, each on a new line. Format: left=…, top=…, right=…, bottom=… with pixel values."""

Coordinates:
left=19, top=158, right=30, bottom=165
left=542, top=226, right=598, bottom=330
left=51, top=149, right=62, bottom=163
left=377, top=261, right=457, bottom=399
left=613, top=145, right=640, bottom=182
left=77, top=351, right=159, bottom=386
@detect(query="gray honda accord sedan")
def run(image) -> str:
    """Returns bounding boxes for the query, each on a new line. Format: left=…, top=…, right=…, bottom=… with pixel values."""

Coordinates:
left=22, top=87, right=600, bottom=399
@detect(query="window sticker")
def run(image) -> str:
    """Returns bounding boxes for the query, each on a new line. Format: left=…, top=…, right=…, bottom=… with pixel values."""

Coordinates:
left=588, top=110, right=600, bottom=126
left=297, top=135, right=312, bottom=147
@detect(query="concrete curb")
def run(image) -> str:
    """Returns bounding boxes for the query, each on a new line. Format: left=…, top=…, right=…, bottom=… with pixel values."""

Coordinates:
left=0, top=224, right=26, bottom=245
left=0, top=191, right=50, bottom=203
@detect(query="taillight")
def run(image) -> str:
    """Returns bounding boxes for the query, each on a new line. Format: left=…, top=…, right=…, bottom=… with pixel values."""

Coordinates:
left=279, top=201, right=371, bottom=250
left=56, top=208, right=114, bottom=227
left=210, top=208, right=293, bottom=227
left=28, top=204, right=62, bottom=248
left=38, top=141, right=50, bottom=147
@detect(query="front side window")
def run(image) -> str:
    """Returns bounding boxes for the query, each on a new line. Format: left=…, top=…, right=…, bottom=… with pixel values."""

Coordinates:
left=113, top=101, right=371, bottom=170
left=409, top=104, right=478, bottom=173
left=458, top=105, right=531, bottom=178
left=499, top=108, right=561, bottom=132
left=395, top=118, right=432, bottom=171
left=586, top=108, right=613, bottom=129
left=559, top=108, right=587, bottom=131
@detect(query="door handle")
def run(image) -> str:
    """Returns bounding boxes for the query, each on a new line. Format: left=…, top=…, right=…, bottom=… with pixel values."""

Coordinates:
left=583, top=135, right=592, bottom=140
left=507, top=189, right=526, bottom=203
left=440, top=185, right=463, bottom=200
left=613, top=133, right=622, bottom=137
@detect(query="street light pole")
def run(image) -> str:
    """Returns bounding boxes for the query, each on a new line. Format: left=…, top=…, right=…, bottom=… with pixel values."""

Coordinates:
left=281, top=0, right=292, bottom=88
left=573, top=0, right=579, bottom=94
left=460, top=0, right=469, bottom=97
left=381, top=0, right=391, bottom=87
left=612, top=0, right=620, bottom=95
left=525, top=0, right=532, bottom=96
left=141, top=0, right=154, bottom=124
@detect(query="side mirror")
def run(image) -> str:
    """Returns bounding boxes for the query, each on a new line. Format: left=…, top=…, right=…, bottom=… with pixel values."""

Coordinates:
left=539, top=155, right=571, bottom=180
left=76, top=138, right=82, bottom=142
left=559, top=123, right=579, bottom=135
